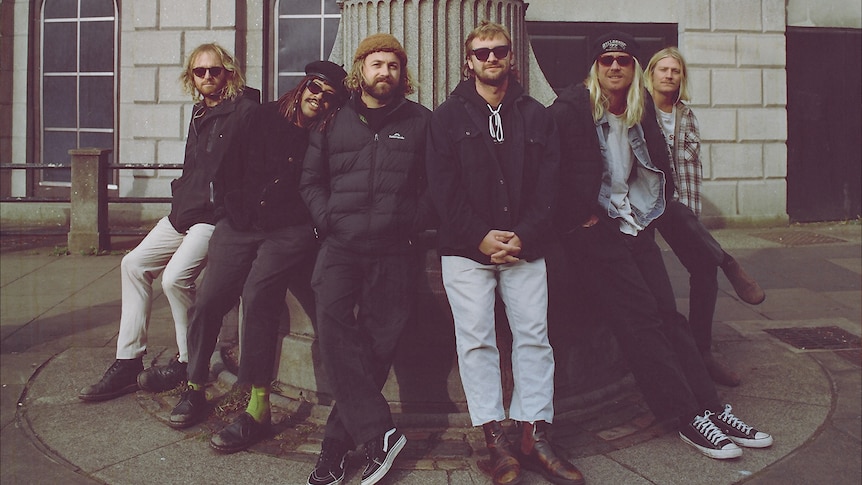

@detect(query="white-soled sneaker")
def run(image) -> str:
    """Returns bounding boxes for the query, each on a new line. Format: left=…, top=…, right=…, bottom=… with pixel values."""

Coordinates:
left=679, top=410, right=743, bottom=460
left=710, top=404, right=774, bottom=448
left=360, top=427, right=406, bottom=485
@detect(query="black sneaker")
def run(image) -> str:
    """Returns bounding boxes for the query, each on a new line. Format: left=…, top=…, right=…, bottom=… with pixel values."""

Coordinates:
left=679, top=411, right=742, bottom=460
left=308, top=438, right=351, bottom=485
left=710, top=404, right=774, bottom=448
left=137, top=355, right=188, bottom=393
left=361, top=427, right=406, bottom=485
left=169, top=385, right=207, bottom=429
left=78, top=358, right=143, bottom=402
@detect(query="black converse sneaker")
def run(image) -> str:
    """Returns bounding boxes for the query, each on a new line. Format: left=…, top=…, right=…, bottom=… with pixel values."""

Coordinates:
left=360, top=427, right=406, bottom=485
left=710, top=404, right=774, bottom=448
left=308, top=438, right=351, bottom=485
left=679, top=410, right=743, bottom=460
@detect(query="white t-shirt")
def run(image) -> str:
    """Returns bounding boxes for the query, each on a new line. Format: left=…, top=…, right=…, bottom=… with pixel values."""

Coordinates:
left=658, top=106, right=675, bottom=147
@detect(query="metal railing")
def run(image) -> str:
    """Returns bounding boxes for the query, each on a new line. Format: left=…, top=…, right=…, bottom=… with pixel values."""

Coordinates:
left=1, top=148, right=182, bottom=250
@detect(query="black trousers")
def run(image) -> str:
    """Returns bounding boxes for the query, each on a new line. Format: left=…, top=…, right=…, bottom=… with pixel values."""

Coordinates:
left=186, top=219, right=317, bottom=386
left=313, top=241, right=418, bottom=446
left=566, top=219, right=721, bottom=421
left=654, top=201, right=725, bottom=352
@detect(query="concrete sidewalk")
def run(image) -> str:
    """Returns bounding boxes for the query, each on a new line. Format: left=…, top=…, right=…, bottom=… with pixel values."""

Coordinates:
left=1, top=222, right=860, bottom=485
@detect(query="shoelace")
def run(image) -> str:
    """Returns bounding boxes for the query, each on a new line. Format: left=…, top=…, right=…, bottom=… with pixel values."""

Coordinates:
left=488, top=103, right=504, bottom=144
left=717, top=404, right=753, bottom=433
left=693, top=411, right=730, bottom=445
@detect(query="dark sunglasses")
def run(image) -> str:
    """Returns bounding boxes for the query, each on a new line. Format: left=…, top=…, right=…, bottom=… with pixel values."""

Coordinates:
left=471, top=45, right=511, bottom=62
left=598, top=55, right=633, bottom=67
left=305, top=79, right=337, bottom=103
left=192, top=66, right=224, bottom=78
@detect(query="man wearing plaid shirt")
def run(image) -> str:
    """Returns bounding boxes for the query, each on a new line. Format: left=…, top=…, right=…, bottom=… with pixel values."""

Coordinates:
left=646, top=47, right=766, bottom=387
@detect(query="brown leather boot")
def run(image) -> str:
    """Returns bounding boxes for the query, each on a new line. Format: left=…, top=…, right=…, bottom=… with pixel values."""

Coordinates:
left=721, top=255, right=766, bottom=304
left=519, top=421, right=585, bottom=485
left=483, top=421, right=523, bottom=485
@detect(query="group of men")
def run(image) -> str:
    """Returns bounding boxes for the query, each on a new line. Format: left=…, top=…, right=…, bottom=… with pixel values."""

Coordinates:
left=78, top=22, right=772, bottom=485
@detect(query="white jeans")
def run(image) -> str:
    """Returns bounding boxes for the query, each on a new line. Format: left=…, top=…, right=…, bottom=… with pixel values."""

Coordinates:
left=441, top=255, right=555, bottom=426
left=116, top=216, right=213, bottom=362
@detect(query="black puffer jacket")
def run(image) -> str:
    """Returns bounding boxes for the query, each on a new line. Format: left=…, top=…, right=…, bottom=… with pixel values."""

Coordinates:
left=221, top=101, right=312, bottom=231
left=168, top=87, right=260, bottom=233
left=427, top=79, right=559, bottom=263
left=300, top=94, right=433, bottom=254
left=548, top=84, right=674, bottom=233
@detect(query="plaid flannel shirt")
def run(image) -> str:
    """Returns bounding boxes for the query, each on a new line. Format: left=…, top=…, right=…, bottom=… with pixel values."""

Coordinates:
left=664, top=101, right=702, bottom=216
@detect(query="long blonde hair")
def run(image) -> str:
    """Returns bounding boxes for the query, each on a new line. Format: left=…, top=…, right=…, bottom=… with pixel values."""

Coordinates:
left=179, top=43, right=247, bottom=103
left=584, top=57, right=645, bottom=128
left=644, top=46, right=691, bottom=104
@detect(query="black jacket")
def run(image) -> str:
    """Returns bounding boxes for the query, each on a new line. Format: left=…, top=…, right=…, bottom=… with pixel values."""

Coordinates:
left=548, top=84, right=672, bottom=233
left=221, top=101, right=312, bottom=231
left=168, top=87, right=260, bottom=233
left=426, top=78, right=559, bottom=263
left=300, top=94, right=433, bottom=254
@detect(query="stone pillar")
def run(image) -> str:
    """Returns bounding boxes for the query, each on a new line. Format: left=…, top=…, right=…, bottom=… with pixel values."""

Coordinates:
left=68, top=148, right=111, bottom=253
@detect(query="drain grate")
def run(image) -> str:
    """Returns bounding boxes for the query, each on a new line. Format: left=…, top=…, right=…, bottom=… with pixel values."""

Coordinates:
left=752, top=231, right=847, bottom=246
left=764, top=326, right=861, bottom=350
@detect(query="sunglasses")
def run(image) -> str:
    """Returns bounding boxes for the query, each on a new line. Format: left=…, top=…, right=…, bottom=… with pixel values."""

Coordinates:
left=305, top=79, right=337, bottom=103
left=471, top=45, right=511, bottom=62
left=192, top=66, right=224, bottom=78
left=598, top=55, right=633, bottom=67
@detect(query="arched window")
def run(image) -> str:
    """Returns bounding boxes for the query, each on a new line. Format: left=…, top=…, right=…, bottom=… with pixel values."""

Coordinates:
left=273, top=0, right=341, bottom=97
left=40, top=0, right=116, bottom=184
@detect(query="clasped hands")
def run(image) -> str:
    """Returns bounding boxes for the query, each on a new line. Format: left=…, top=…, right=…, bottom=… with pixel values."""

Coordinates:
left=480, top=230, right=522, bottom=264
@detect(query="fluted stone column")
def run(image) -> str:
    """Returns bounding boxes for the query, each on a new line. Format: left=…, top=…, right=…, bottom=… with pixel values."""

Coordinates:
left=273, top=0, right=628, bottom=424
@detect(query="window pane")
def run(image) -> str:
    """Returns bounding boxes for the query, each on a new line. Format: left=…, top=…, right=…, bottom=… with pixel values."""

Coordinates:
left=44, top=0, right=78, bottom=19
left=324, top=0, right=340, bottom=15
left=79, top=132, right=115, bottom=163
left=278, top=75, right=305, bottom=98
left=279, top=0, right=322, bottom=16
left=80, top=76, right=114, bottom=128
left=42, top=131, right=75, bottom=182
left=43, top=76, right=78, bottom=128
left=80, top=0, right=115, bottom=18
left=80, top=21, right=114, bottom=72
left=324, top=18, right=339, bottom=55
left=278, top=19, right=321, bottom=72
left=43, top=22, right=78, bottom=72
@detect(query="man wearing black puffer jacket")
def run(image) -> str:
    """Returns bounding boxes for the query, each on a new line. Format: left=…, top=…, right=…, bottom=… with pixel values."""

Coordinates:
left=301, top=33, right=433, bottom=485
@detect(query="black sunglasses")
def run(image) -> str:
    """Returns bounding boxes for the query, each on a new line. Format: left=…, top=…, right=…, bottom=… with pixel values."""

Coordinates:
left=305, top=79, right=337, bottom=103
left=192, top=66, right=224, bottom=78
left=471, top=45, right=511, bottom=62
left=598, top=55, right=633, bottom=67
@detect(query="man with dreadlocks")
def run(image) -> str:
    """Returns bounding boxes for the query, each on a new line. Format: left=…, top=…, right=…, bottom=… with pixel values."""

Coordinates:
left=167, top=62, right=348, bottom=454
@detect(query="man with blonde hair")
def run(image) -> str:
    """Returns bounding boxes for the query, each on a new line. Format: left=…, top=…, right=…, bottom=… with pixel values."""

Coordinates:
left=645, top=47, right=765, bottom=387
left=549, top=31, right=773, bottom=461
left=301, top=33, right=433, bottom=485
left=79, top=43, right=259, bottom=402
left=428, top=21, right=584, bottom=485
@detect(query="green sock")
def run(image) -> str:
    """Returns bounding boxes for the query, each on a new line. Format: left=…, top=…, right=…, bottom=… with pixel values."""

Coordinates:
left=246, top=385, right=271, bottom=423
left=187, top=381, right=202, bottom=391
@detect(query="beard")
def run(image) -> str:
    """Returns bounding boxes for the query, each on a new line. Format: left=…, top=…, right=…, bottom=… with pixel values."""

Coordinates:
left=474, top=63, right=509, bottom=87
left=361, top=76, right=398, bottom=102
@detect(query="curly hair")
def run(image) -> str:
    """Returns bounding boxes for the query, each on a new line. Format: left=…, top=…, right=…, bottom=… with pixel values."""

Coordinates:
left=584, top=56, right=645, bottom=128
left=179, top=43, right=246, bottom=103
left=344, top=53, right=416, bottom=97
left=644, top=46, right=691, bottom=104
left=461, top=20, right=519, bottom=81
left=277, top=76, right=343, bottom=132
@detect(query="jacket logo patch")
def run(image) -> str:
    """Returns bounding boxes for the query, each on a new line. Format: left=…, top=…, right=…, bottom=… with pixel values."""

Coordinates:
left=388, top=132, right=406, bottom=140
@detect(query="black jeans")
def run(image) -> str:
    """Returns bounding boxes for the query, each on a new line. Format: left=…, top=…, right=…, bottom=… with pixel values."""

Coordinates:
left=186, top=219, right=317, bottom=386
left=313, top=241, right=418, bottom=446
left=567, top=219, right=720, bottom=421
left=654, top=201, right=725, bottom=352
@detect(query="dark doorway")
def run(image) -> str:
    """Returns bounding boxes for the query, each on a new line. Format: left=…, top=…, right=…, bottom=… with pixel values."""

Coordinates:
left=527, top=22, right=677, bottom=93
left=786, top=27, right=862, bottom=222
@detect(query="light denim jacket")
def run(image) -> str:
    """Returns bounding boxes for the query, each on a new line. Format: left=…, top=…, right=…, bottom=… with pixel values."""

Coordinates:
left=595, top=114, right=666, bottom=232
